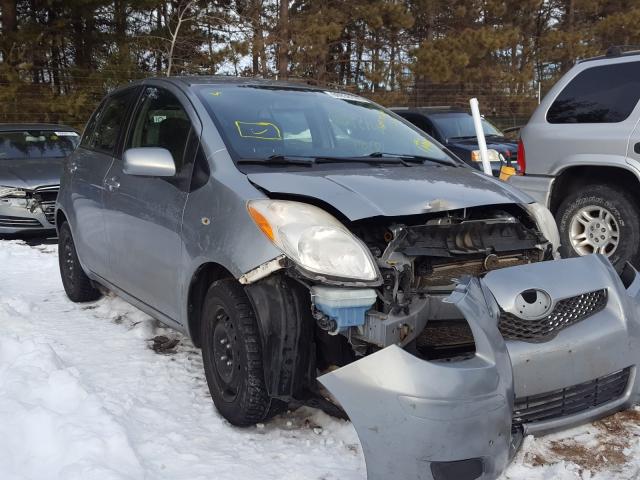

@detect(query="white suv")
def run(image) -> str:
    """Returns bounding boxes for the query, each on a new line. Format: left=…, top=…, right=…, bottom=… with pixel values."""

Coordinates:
left=508, top=48, right=640, bottom=269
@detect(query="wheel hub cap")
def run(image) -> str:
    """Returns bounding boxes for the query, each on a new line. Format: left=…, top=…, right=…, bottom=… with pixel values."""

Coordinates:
left=569, top=206, right=620, bottom=256
left=212, top=310, right=240, bottom=401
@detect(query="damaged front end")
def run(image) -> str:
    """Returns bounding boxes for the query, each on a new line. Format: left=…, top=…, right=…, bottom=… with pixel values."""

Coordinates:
left=0, top=185, right=58, bottom=232
left=242, top=200, right=640, bottom=480
left=319, top=255, right=640, bottom=480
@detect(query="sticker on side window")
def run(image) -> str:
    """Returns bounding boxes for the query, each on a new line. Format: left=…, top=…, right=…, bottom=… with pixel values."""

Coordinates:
left=235, top=121, right=282, bottom=140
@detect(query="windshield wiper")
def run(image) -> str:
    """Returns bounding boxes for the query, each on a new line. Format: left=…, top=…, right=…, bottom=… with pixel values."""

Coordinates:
left=447, top=135, right=477, bottom=141
left=366, top=152, right=457, bottom=167
left=239, top=154, right=417, bottom=167
left=237, top=154, right=316, bottom=166
left=238, top=153, right=456, bottom=168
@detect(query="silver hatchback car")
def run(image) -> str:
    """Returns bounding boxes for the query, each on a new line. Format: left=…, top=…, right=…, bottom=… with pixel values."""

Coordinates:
left=57, top=77, right=640, bottom=480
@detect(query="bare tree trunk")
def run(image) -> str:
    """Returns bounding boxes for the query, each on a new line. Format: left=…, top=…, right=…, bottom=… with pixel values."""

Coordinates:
left=0, top=0, right=17, bottom=69
left=278, top=0, right=288, bottom=79
left=250, top=1, right=263, bottom=75
left=0, top=0, right=17, bottom=33
left=114, top=0, right=129, bottom=67
left=156, top=7, right=163, bottom=73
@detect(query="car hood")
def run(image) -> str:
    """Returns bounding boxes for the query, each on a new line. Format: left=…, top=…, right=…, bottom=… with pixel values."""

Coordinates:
left=247, top=165, right=533, bottom=220
left=0, top=158, right=64, bottom=189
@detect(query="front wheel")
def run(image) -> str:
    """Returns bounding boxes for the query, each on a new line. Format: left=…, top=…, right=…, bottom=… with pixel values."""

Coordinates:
left=201, top=279, right=273, bottom=426
left=58, top=222, right=102, bottom=302
left=556, top=184, right=640, bottom=269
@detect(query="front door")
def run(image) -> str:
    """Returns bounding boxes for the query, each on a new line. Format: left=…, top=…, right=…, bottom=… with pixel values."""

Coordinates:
left=103, top=85, right=201, bottom=323
left=70, top=88, right=138, bottom=276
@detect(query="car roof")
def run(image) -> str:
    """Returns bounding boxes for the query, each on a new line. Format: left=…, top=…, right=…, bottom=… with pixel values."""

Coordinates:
left=0, top=123, right=78, bottom=132
left=390, top=106, right=469, bottom=115
left=578, top=47, right=640, bottom=64
left=128, top=75, right=331, bottom=92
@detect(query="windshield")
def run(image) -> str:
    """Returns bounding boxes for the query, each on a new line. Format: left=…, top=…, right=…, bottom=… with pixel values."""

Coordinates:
left=430, top=113, right=503, bottom=140
left=0, top=130, right=79, bottom=160
left=196, top=86, right=454, bottom=163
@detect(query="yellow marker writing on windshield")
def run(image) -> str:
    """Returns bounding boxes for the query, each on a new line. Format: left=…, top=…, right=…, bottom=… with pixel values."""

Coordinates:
left=235, top=121, right=282, bottom=140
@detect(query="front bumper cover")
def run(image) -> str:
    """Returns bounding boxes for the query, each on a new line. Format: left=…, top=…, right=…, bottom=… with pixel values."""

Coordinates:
left=319, top=255, right=640, bottom=480
left=0, top=200, right=56, bottom=233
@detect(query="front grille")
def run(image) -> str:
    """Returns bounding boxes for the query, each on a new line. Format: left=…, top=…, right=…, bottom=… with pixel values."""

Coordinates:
left=513, top=367, right=631, bottom=425
left=499, top=289, right=607, bottom=342
left=0, top=215, right=43, bottom=228
left=34, top=185, right=59, bottom=225
left=39, top=201, right=56, bottom=224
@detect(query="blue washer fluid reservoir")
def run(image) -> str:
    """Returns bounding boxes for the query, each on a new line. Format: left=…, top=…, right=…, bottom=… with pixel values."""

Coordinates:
left=311, top=286, right=377, bottom=334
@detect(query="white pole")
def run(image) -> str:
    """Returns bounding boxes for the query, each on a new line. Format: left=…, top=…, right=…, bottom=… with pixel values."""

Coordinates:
left=469, top=98, right=493, bottom=176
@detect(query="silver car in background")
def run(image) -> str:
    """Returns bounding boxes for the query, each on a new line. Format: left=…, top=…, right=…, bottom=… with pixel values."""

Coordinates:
left=56, top=78, right=640, bottom=480
left=0, top=124, right=79, bottom=234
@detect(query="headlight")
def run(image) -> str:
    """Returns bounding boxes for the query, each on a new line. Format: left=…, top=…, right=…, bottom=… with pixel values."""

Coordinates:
left=525, top=202, right=560, bottom=257
left=0, top=186, right=26, bottom=198
left=471, top=149, right=501, bottom=162
left=247, top=199, right=379, bottom=282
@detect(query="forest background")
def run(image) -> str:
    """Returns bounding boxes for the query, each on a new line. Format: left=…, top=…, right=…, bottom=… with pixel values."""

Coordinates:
left=0, top=0, right=638, bottom=129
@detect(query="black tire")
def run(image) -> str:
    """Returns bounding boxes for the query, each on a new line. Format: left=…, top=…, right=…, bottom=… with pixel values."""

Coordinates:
left=556, top=184, right=640, bottom=269
left=201, top=279, right=272, bottom=426
left=58, top=222, right=102, bottom=302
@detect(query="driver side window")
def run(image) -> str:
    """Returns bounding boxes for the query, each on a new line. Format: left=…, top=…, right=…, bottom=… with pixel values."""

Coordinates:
left=126, top=87, right=193, bottom=173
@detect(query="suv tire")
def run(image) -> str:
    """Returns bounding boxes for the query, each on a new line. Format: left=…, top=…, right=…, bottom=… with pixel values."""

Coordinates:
left=556, top=184, right=640, bottom=269
left=58, top=222, right=102, bottom=302
left=201, top=279, right=272, bottom=426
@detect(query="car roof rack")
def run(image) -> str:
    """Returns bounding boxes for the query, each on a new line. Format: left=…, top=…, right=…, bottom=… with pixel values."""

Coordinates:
left=579, top=45, right=640, bottom=63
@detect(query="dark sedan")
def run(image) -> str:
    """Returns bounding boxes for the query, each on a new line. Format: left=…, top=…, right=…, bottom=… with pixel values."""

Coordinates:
left=0, top=124, right=79, bottom=234
left=391, top=107, right=518, bottom=175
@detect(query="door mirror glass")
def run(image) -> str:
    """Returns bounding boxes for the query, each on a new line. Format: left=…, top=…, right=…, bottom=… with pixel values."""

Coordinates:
left=123, top=147, right=176, bottom=177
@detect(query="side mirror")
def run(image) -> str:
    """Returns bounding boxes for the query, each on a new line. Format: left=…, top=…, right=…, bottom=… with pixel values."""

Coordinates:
left=123, top=147, right=176, bottom=177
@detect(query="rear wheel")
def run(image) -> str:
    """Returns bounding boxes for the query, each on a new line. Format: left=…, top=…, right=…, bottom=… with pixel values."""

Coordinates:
left=556, top=184, right=640, bottom=269
left=201, top=279, right=273, bottom=426
left=58, top=222, right=102, bottom=302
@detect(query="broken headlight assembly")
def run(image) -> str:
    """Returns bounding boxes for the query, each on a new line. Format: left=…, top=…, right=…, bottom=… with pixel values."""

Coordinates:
left=247, top=199, right=380, bottom=282
left=0, top=186, right=27, bottom=198
left=525, top=202, right=560, bottom=255
left=0, top=186, right=28, bottom=206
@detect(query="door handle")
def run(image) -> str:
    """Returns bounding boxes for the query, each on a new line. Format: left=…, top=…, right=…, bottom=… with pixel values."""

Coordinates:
left=635, top=142, right=640, bottom=154
left=104, top=177, right=120, bottom=192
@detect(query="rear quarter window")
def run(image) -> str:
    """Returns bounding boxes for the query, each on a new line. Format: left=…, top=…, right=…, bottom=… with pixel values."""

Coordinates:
left=547, top=61, right=640, bottom=124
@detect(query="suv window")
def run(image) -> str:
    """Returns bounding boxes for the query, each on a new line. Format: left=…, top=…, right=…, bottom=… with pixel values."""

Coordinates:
left=126, top=87, right=192, bottom=171
left=85, top=89, right=136, bottom=153
left=547, top=61, right=640, bottom=124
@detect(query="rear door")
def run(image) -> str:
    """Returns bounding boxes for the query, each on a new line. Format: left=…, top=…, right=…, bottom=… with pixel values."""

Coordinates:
left=102, top=85, right=201, bottom=323
left=70, top=88, right=138, bottom=276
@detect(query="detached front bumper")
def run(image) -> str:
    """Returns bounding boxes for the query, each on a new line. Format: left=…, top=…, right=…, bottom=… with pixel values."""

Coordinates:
left=319, top=255, right=640, bottom=480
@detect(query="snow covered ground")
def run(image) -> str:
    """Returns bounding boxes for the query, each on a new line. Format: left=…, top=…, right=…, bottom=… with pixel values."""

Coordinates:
left=2, top=239, right=640, bottom=480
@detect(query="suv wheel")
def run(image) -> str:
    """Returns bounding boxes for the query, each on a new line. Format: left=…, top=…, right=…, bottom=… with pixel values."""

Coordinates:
left=58, top=222, right=102, bottom=302
left=201, top=279, right=272, bottom=426
left=556, top=184, right=640, bottom=269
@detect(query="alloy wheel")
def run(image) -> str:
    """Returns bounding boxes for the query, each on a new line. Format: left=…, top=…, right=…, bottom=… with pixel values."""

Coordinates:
left=569, top=205, right=619, bottom=256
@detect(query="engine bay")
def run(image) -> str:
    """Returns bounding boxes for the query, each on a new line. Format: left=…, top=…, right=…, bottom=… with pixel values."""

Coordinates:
left=309, top=204, right=553, bottom=360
